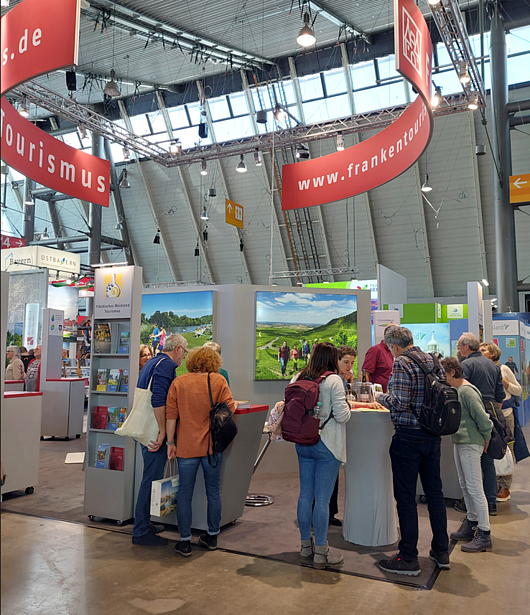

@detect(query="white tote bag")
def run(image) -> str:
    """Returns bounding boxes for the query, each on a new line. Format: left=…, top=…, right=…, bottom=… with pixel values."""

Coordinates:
left=115, top=358, right=166, bottom=447
left=494, top=447, right=515, bottom=476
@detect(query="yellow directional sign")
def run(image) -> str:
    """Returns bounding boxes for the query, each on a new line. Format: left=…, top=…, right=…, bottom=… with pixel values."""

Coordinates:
left=226, top=199, right=244, bottom=229
left=509, top=173, right=530, bottom=204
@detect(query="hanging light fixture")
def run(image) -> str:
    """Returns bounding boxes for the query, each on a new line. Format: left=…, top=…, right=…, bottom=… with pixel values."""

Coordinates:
left=236, top=154, right=247, bottom=173
left=296, top=145, right=310, bottom=160
left=430, top=85, right=442, bottom=108
left=203, top=227, right=208, bottom=242
left=104, top=69, right=121, bottom=97
left=273, top=103, right=286, bottom=122
left=41, top=228, right=50, bottom=240
left=119, top=169, right=131, bottom=189
left=200, top=159, right=208, bottom=176
left=200, top=206, right=209, bottom=221
left=421, top=174, right=433, bottom=193
left=239, top=238, right=244, bottom=252
left=468, top=93, right=479, bottom=110
left=194, top=242, right=200, bottom=257
left=153, top=229, right=161, bottom=244
left=122, top=145, right=130, bottom=160
left=19, top=96, right=30, bottom=118
left=297, top=12, right=316, bottom=47
left=24, top=194, right=35, bottom=206
left=336, top=134, right=345, bottom=151
left=169, top=140, right=181, bottom=155
left=256, top=109, right=267, bottom=124
left=458, top=61, right=471, bottom=85
left=254, top=150, right=262, bottom=166
left=115, top=219, right=124, bottom=230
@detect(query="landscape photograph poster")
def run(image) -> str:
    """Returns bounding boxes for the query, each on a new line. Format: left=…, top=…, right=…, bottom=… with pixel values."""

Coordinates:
left=141, top=291, right=213, bottom=376
left=255, top=292, right=358, bottom=380
left=406, top=323, right=450, bottom=359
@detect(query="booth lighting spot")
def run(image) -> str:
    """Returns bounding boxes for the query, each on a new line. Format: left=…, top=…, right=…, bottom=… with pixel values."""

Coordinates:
left=427, top=0, right=441, bottom=5
left=254, top=150, right=262, bottom=166
left=296, top=145, right=310, bottom=160
left=104, top=69, right=121, bottom=97
left=24, top=194, right=35, bottom=206
left=153, top=229, right=161, bottom=244
left=468, top=94, right=479, bottom=110
left=236, top=154, right=247, bottom=173
left=336, top=134, right=345, bottom=152
left=273, top=103, right=286, bottom=122
left=119, top=169, right=131, bottom=189
left=431, top=86, right=442, bottom=108
left=169, top=140, right=181, bottom=155
left=200, top=159, right=208, bottom=176
left=476, top=144, right=486, bottom=156
left=122, top=146, right=131, bottom=160
left=297, top=12, right=316, bottom=47
left=458, top=61, right=471, bottom=85
left=66, top=69, right=77, bottom=92
left=41, top=228, right=50, bottom=240
left=200, top=206, right=209, bottom=221
left=482, top=278, right=490, bottom=287
left=115, top=220, right=124, bottom=231
left=19, top=96, right=30, bottom=118
left=421, top=174, right=433, bottom=193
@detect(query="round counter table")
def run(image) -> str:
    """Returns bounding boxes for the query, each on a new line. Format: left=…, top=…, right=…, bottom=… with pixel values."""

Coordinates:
left=342, top=410, right=398, bottom=547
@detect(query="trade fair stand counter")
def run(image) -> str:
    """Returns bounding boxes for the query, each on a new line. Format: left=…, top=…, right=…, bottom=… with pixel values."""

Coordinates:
left=4, top=380, right=24, bottom=392
left=1, top=391, right=43, bottom=497
left=138, top=404, right=269, bottom=531
left=41, top=378, right=85, bottom=441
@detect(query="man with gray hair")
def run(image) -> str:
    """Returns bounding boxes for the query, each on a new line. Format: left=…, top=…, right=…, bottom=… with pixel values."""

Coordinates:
left=375, top=326, right=449, bottom=576
left=456, top=332, right=504, bottom=518
left=132, top=333, right=188, bottom=546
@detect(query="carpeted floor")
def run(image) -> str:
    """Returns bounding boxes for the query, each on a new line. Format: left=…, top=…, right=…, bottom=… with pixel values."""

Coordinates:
left=2, top=431, right=464, bottom=589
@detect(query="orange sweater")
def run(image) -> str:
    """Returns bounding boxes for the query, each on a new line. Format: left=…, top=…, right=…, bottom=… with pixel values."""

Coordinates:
left=166, top=372, right=236, bottom=458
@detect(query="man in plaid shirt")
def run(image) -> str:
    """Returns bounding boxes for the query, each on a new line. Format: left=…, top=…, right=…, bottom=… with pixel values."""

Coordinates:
left=375, top=326, right=449, bottom=576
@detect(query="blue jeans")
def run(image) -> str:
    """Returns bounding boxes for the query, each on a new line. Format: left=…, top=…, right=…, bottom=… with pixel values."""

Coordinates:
left=133, top=444, right=167, bottom=538
left=481, top=452, right=497, bottom=506
left=390, top=428, right=449, bottom=560
left=296, top=439, right=341, bottom=546
left=279, top=357, right=287, bottom=375
left=177, top=455, right=223, bottom=541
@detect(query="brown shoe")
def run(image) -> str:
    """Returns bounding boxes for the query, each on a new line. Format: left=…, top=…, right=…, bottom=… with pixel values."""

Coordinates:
left=496, top=488, right=511, bottom=502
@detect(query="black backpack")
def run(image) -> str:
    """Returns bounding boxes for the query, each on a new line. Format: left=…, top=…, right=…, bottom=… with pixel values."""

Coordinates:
left=207, top=373, right=238, bottom=466
left=406, top=353, right=461, bottom=436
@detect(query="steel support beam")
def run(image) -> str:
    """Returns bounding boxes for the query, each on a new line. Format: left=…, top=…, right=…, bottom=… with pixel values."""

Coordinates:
left=118, top=100, right=180, bottom=283
left=47, top=201, right=65, bottom=250
left=308, top=1, right=371, bottom=43
left=197, top=81, right=252, bottom=284
left=155, top=91, right=215, bottom=284
left=23, top=179, right=36, bottom=245
left=490, top=5, right=518, bottom=311
left=413, top=163, right=435, bottom=297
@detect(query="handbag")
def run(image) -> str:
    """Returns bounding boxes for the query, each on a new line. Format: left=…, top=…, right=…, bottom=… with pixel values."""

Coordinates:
left=513, top=408, right=530, bottom=463
left=484, top=401, right=508, bottom=460
left=150, top=458, right=179, bottom=517
left=494, top=448, right=515, bottom=476
left=115, top=357, right=166, bottom=447
left=207, top=373, right=238, bottom=466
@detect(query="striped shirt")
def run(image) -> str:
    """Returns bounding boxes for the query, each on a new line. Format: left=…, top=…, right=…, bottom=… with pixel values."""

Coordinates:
left=378, top=347, right=447, bottom=428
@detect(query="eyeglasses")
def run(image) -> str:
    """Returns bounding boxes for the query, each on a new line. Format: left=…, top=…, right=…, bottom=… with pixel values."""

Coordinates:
left=179, top=346, right=188, bottom=354
left=140, top=354, right=151, bottom=359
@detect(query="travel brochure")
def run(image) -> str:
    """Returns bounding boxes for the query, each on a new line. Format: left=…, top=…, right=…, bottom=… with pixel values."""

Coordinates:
left=93, top=321, right=130, bottom=355
left=93, top=406, right=127, bottom=431
left=95, top=443, right=124, bottom=471
left=95, top=368, right=128, bottom=392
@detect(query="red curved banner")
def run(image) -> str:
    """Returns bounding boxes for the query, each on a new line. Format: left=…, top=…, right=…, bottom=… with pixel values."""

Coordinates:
left=281, top=0, right=433, bottom=211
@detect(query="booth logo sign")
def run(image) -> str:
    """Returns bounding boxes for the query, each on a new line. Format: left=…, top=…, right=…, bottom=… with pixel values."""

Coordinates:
left=104, top=273, right=123, bottom=299
left=402, top=6, right=422, bottom=77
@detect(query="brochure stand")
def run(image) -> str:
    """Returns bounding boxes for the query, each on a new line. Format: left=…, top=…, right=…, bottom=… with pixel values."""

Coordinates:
left=83, top=265, right=142, bottom=524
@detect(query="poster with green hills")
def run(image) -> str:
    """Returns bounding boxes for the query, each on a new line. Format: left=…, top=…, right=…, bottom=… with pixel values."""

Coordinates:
left=255, top=292, right=358, bottom=380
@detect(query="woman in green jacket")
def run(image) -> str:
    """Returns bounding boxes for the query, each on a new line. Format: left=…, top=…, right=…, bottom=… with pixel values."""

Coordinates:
left=441, top=357, right=494, bottom=554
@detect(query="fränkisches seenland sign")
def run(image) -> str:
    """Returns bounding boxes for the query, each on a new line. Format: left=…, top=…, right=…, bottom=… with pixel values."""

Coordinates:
left=1, top=0, right=110, bottom=208
left=281, top=0, right=433, bottom=211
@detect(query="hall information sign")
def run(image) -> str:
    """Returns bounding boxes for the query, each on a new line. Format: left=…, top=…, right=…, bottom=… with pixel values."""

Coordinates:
left=509, top=173, right=530, bottom=204
left=226, top=199, right=244, bottom=229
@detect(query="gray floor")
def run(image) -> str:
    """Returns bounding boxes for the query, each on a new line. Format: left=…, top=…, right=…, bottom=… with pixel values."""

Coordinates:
left=2, top=429, right=530, bottom=614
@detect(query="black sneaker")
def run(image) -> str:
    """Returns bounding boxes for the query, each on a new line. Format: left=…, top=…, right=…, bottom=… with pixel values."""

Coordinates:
left=174, top=540, right=192, bottom=557
left=379, top=554, right=420, bottom=576
left=329, top=516, right=343, bottom=527
left=454, top=498, right=467, bottom=513
left=429, top=549, right=450, bottom=570
left=488, top=503, right=498, bottom=517
left=132, top=531, right=168, bottom=547
left=150, top=522, right=165, bottom=534
left=198, top=533, right=218, bottom=550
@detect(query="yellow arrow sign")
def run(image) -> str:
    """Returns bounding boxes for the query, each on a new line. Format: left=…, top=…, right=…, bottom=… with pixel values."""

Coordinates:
left=509, top=173, right=530, bottom=204
left=226, top=199, right=244, bottom=229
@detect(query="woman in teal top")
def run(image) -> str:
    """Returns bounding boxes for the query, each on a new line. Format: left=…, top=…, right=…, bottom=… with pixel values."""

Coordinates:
left=441, top=357, right=494, bottom=554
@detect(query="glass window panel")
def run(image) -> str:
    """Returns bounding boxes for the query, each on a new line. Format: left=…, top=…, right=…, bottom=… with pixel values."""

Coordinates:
left=351, top=60, right=376, bottom=90
left=252, top=86, right=273, bottom=111
left=432, top=68, right=462, bottom=97
left=229, top=91, right=249, bottom=116
left=147, top=110, right=167, bottom=134
left=187, top=102, right=203, bottom=125
left=324, top=68, right=347, bottom=95
left=302, top=99, right=331, bottom=123
left=280, top=81, right=296, bottom=105
left=508, top=53, right=530, bottom=86
left=1, top=212, right=15, bottom=234
left=377, top=55, right=401, bottom=81
left=214, top=116, right=254, bottom=141
left=507, top=26, right=530, bottom=54
left=61, top=132, right=82, bottom=149
left=209, top=96, right=231, bottom=121
left=436, top=42, right=452, bottom=68
left=299, top=74, right=324, bottom=101
left=109, top=142, right=126, bottom=164
left=353, top=83, right=406, bottom=113
left=129, top=114, right=151, bottom=136
left=168, top=106, right=190, bottom=129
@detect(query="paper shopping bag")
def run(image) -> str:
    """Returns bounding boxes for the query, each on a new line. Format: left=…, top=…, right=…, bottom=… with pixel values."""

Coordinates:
left=150, top=459, right=179, bottom=517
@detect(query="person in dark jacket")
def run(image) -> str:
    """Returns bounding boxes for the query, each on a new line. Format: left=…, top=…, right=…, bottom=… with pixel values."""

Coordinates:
left=457, top=332, right=504, bottom=516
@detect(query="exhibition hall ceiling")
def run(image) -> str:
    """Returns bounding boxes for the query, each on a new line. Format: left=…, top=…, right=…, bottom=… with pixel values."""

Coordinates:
left=1, top=0, right=530, bottom=300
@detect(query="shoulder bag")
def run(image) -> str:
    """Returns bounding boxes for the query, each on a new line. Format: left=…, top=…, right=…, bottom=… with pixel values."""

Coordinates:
left=207, top=373, right=238, bottom=466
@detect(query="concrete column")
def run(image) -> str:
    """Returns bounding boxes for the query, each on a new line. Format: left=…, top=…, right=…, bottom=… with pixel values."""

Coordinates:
left=87, top=133, right=104, bottom=315
left=23, top=179, right=36, bottom=244
left=490, top=4, right=518, bottom=312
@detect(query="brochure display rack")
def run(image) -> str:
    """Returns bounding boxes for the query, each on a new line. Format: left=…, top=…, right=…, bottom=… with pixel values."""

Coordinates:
left=83, top=265, right=142, bottom=524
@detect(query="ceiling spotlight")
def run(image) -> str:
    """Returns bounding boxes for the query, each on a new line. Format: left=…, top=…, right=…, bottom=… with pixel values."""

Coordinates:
left=296, top=145, right=310, bottom=160
left=203, top=227, right=208, bottom=242
left=256, top=109, right=267, bottom=124
left=24, top=194, right=34, bottom=206
left=78, top=124, right=87, bottom=140
left=297, top=12, right=316, bottom=47
left=475, top=143, right=486, bottom=156
left=200, top=206, right=209, bottom=221
left=66, top=69, right=77, bottom=92
left=431, top=85, right=442, bottom=108
left=236, top=154, right=247, bottom=173
left=169, top=140, right=181, bottom=155
left=239, top=239, right=244, bottom=252
left=421, top=174, right=433, bottom=193
left=103, top=69, right=121, bottom=97
left=19, top=96, right=29, bottom=118
left=194, top=242, right=200, bottom=257
left=427, top=0, right=441, bottom=5
left=254, top=150, right=262, bottom=166
left=273, top=103, right=286, bottom=122
left=119, top=169, right=131, bottom=189
left=209, top=187, right=216, bottom=197
left=200, top=159, right=208, bottom=176
left=153, top=229, right=161, bottom=244
left=458, top=61, right=471, bottom=85
left=468, top=94, right=479, bottom=110
left=336, top=134, right=345, bottom=152
left=482, top=278, right=490, bottom=287
left=41, top=228, right=49, bottom=240
left=115, top=220, right=124, bottom=230
left=122, top=146, right=130, bottom=160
